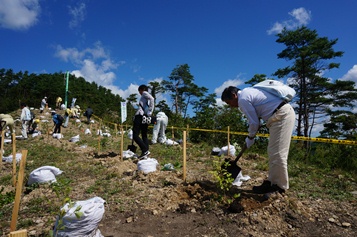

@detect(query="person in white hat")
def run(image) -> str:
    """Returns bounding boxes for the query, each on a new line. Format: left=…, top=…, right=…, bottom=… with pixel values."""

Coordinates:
left=40, top=96, right=47, bottom=113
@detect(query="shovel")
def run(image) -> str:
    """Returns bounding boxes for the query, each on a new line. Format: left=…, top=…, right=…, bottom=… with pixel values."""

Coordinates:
left=222, top=143, right=247, bottom=180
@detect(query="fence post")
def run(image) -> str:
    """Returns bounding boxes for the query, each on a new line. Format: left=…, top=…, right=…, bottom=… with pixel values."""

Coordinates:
left=12, top=133, right=17, bottom=186
left=120, top=126, right=124, bottom=161
left=10, top=150, right=27, bottom=232
left=183, top=131, right=187, bottom=182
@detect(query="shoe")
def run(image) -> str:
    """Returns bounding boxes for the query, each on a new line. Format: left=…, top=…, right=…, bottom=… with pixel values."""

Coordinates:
left=252, top=180, right=272, bottom=194
left=138, top=150, right=150, bottom=159
left=262, top=185, right=285, bottom=201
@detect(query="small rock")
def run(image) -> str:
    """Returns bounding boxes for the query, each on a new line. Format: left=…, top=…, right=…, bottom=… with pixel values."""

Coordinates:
left=126, top=216, right=133, bottom=223
left=328, top=218, right=335, bottom=223
left=342, top=222, right=351, bottom=227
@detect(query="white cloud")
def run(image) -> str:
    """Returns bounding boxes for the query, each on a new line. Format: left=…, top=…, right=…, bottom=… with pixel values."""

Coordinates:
left=0, top=0, right=40, bottom=30
left=290, top=7, right=311, bottom=25
left=68, top=2, right=86, bottom=29
left=54, top=41, right=128, bottom=96
left=214, top=76, right=246, bottom=107
left=340, top=65, right=357, bottom=83
left=267, top=7, right=312, bottom=35
left=214, top=78, right=245, bottom=97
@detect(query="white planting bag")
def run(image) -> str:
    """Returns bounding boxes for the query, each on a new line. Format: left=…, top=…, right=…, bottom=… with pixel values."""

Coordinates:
left=69, top=135, right=80, bottom=142
left=123, top=150, right=135, bottom=159
left=137, top=158, right=159, bottom=174
left=54, top=196, right=105, bottom=237
left=218, top=144, right=236, bottom=156
left=27, top=166, right=63, bottom=185
left=165, top=139, right=179, bottom=146
left=127, top=129, right=133, bottom=140
left=2, top=153, right=22, bottom=163
left=84, top=128, right=91, bottom=134
left=232, top=171, right=251, bottom=187
left=52, top=133, right=63, bottom=139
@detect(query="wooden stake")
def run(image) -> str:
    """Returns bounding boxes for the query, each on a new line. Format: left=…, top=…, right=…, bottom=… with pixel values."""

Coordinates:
left=120, top=127, right=124, bottom=161
left=183, top=131, right=187, bottom=182
left=0, top=130, right=4, bottom=166
left=12, top=133, right=17, bottom=186
left=7, top=229, right=27, bottom=237
left=171, top=126, right=174, bottom=139
left=10, top=150, right=27, bottom=232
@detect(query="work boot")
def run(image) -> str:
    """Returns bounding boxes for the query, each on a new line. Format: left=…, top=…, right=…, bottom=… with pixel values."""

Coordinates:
left=262, top=184, right=285, bottom=201
left=252, top=180, right=272, bottom=194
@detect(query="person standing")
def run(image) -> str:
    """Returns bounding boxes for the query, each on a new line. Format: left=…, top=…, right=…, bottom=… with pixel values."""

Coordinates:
left=221, top=85, right=295, bottom=200
left=133, top=84, right=155, bottom=159
left=20, top=102, right=31, bottom=139
left=151, top=111, right=168, bottom=144
left=51, top=111, right=63, bottom=134
left=40, top=97, right=47, bottom=113
left=63, top=107, right=72, bottom=128
left=84, top=106, right=93, bottom=124
left=56, top=97, right=62, bottom=109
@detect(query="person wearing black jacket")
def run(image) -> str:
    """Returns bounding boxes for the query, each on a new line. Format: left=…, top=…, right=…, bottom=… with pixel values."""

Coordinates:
left=84, top=106, right=93, bottom=124
left=133, top=85, right=155, bottom=159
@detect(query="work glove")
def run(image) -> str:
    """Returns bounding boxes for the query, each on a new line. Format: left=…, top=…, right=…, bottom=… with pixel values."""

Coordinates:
left=245, top=136, right=255, bottom=149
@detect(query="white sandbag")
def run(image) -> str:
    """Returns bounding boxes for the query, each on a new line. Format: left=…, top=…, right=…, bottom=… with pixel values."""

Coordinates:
left=53, top=196, right=105, bottom=237
left=52, top=133, right=63, bottom=139
left=137, top=158, right=159, bottom=174
left=211, top=147, right=221, bottom=155
left=75, top=119, right=81, bottom=123
left=27, top=166, right=63, bottom=185
left=218, top=144, right=236, bottom=156
left=97, top=130, right=103, bottom=136
left=123, top=150, right=135, bottom=159
left=2, top=153, right=22, bottom=163
left=127, top=129, right=133, bottom=140
left=102, top=133, right=111, bottom=137
left=84, top=128, right=91, bottom=134
left=69, top=135, right=80, bottom=142
left=32, top=131, right=41, bottom=137
left=3, top=138, right=12, bottom=144
left=165, top=139, right=179, bottom=146
left=232, top=171, right=251, bottom=187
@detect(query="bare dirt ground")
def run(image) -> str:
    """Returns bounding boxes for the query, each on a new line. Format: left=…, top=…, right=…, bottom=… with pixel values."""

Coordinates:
left=1, top=111, right=356, bottom=237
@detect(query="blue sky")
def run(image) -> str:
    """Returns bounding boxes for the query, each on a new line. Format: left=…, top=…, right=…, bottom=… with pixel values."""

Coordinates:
left=1, top=0, right=357, bottom=110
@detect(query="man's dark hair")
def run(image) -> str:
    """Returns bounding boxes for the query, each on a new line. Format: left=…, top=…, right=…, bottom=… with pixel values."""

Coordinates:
left=221, top=86, right=240, bottom=101
left=138, top=85, right=148, bottom=92
left=20, top=102, right=27, bottom=107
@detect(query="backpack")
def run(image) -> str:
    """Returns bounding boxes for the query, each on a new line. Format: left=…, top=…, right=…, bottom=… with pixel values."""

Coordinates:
left=253, top=80, right=296, bottom=102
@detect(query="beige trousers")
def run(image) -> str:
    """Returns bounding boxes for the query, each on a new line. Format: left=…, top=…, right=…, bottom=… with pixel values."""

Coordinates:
left=266, top=104, right=295, bottom=190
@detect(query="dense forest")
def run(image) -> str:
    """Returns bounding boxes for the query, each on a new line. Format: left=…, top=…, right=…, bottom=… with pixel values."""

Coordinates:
left=0, top=68, right=125, bottom=123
